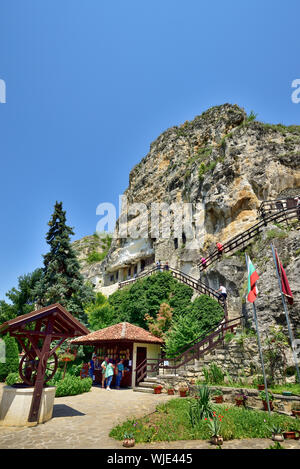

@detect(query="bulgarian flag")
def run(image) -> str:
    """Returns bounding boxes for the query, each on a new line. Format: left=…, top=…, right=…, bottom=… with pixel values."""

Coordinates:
left=247, top=256, right=259, bottom=303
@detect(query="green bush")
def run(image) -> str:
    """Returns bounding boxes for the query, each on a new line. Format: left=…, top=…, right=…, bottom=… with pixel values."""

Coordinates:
left=0, top=334, right=19, bottom=382
left=86, top=251, right=106, bottom=264
left=108, top=271, right=193, bottom=329
left=164, top=295, right=224, bottom=357
left=202, top=363, right=224, bottom=385
left=48, top=374, right=92, bottom=397
left=48, top=371, right=93, bottom=397
left=5, top=372, right=22, bottom=386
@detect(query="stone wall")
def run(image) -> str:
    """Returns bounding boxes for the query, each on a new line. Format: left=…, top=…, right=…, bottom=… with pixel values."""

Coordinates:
left=157, top=334, right=295, bottom=387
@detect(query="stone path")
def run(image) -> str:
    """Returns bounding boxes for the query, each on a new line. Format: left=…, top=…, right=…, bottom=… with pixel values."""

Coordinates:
left=0, top=384, right=299, bottom=449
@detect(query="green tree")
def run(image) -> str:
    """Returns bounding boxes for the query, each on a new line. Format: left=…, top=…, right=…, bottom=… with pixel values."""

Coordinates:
left=145, top=303, right=173, bottom=339
left=0, top=301, right=16, bottom=325
left=0, top=269, right=43, bottom=326
left=0, top=334, right=19, bottom=382
left=188, top=295, right=224, bottom=330
left=164, top=308, right=203, bottom=358
left=108, top=272, right=192, bottom=328
left=34, top=202, right=94, bottom=323
left=85, top=292, right=117, bottom=330
left=164, top=295, right=224, bottom=357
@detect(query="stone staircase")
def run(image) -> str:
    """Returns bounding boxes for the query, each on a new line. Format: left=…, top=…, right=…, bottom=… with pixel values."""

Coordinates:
left=133, top=376, right=161, bottom=394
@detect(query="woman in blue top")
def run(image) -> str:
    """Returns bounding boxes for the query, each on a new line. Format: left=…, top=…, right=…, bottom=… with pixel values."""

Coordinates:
left=116, top=359, right=124, bottom=389
left=105, top=359, right=115, bottom=390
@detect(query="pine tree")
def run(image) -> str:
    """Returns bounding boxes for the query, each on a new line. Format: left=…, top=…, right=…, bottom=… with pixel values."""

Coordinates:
left=34, top=202, right=94, bottom=323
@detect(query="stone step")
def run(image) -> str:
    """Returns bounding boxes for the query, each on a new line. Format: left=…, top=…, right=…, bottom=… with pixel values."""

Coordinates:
left=143, top=376, right=159, bottom=383
left=139, top=381, right=156, bottom=389
left=133, top=387, right=154, bottom=394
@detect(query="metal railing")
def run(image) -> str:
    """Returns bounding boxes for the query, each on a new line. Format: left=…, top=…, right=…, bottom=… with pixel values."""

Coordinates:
left=134, top=316, right=243, bottom=385
left=118, top=264, right=226, bottom=309
left=197, top=206, right=299, bottom=271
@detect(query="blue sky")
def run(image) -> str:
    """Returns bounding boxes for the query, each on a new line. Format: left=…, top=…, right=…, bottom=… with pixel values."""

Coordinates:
left=0, top=0, right=299, bottom=300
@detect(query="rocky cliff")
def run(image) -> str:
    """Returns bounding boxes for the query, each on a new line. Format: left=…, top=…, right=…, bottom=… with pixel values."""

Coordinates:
left=74, top=103, right=300, bottom=333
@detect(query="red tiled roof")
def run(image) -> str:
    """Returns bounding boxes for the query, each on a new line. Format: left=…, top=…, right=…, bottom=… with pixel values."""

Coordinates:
left=71, top=322, right=163, bottom=345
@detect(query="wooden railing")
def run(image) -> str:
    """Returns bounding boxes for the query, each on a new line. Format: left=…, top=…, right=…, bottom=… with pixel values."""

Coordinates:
left=118, top=265, right=226, bottom=309
left=134, top=316, right=243, bottom=385
left=258, top=195, right=299, bottom=218
left=198, top=206, right=299, bottom=272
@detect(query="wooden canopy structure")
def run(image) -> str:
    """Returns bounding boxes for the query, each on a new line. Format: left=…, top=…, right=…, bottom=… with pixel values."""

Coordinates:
left=0, top=303, right=89, bottom=423
left=71, top=322, right=163, bottom=387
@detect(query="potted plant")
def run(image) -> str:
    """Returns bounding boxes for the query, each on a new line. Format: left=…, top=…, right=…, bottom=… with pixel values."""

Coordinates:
left=235, top=393, right=247, bottom=407
left=213, top=389, right=224, bottom=404
left=122, top=431, right=135, bottom=447
left=256, top=375, right=265, bottom=391
left=207, top=416, right=223, bottom=446
left=167, top=386, right=175, bottom=395
left=291, top=403, right=300, bottom=418
left=283, top=430, right=300, bottom=440
left=259, top=391, right=274, bottom=411
left=153, top=384, right=163, bottom=394
left=267, top=424, right=284, bottom=442
left=178, top=385, right=189, bottom=397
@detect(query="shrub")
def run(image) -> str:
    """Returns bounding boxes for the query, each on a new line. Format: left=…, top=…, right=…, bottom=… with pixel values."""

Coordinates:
left=0, top=334, right=19, bottom=382
left=48, top=373, right=92, bottom=397
left=164, top=295, right=224, bottom=357
left=5, top=372, right=22, bottom=386
left=202, top=363, right=224, bottom=385
left=86, top=251, right=106, bottom=264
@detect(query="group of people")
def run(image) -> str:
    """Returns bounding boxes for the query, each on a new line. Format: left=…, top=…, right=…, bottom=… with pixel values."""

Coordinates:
left=156, top=260, right=169, bottom=271
left=200, top=242, right=224, bottom=269
left=89, top=356, right=125, bottom=390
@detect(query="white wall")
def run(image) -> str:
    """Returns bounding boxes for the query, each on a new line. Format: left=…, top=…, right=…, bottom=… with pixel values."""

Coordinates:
left=132, top=342, right=161, bottom=386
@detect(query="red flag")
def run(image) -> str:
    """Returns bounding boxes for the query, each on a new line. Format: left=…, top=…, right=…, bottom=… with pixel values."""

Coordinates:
left=275, top=250, right=293, bottom=305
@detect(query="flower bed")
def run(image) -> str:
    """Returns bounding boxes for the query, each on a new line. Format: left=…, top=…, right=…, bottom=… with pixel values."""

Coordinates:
left=110, top=398, right=300, bottom=443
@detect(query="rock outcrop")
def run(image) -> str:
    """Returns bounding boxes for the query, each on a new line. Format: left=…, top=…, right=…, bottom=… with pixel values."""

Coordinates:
left=74, top=103, right=300, bottom=334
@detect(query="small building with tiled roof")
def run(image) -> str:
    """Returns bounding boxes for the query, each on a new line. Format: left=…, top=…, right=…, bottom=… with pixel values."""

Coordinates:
left=71, top=322, right=163, bottom=388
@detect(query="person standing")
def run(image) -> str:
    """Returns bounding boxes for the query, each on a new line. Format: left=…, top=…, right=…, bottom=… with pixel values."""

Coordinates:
left=105, top=359, right=115, bottom=390
left=217, top=285, right=227, bottom=301
left=216, top=242, right=224, bottom=255
left=89, top=355, right=95, bottom=382
left=163, top=261, right=169, bottom=271
left=116, top=358, right=125, bottom=389
left=101, top=356, right=109, bottom=389
left=156, top=260, right=162, bottom=271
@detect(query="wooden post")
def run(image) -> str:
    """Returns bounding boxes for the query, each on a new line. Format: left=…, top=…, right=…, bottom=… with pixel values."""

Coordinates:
left=28, top=318, right=54, bottom=423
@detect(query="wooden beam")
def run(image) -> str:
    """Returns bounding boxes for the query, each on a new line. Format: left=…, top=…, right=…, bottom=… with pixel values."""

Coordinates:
left=28, top=317, right=54, bottom=423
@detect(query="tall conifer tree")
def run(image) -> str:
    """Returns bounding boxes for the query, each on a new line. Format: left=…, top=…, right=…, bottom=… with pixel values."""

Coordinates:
left=34, top=202, right=94, bottom=323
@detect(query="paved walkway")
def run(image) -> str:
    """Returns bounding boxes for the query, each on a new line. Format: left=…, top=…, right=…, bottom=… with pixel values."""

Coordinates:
left=0, top=384, right=299, bottom=449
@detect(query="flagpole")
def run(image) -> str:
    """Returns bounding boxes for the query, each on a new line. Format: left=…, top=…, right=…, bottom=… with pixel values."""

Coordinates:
left=270, top=243, right=300, bottom=383
left=245, top=254, right=271, bottom=415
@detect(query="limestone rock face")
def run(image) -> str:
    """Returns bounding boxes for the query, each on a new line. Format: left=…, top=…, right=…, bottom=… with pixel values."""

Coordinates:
left=75, top=103, right=300, bottom=332
left=72, top=235, right=106, bottom=288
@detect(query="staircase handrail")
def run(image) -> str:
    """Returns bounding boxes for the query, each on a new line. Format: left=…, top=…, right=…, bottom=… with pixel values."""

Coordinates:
left=198, top=206, right=299, bottom=271
left=118, top=264, right=225, bottom=305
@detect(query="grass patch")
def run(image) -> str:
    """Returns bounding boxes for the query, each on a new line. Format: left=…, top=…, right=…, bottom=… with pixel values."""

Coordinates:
left=266, top=229, right=288, bottom=240
left=195, top=381, right=300, bottom=396
left=109, top=399, right=300, bottom=443
left=86, top=251, right=107, bottom=264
